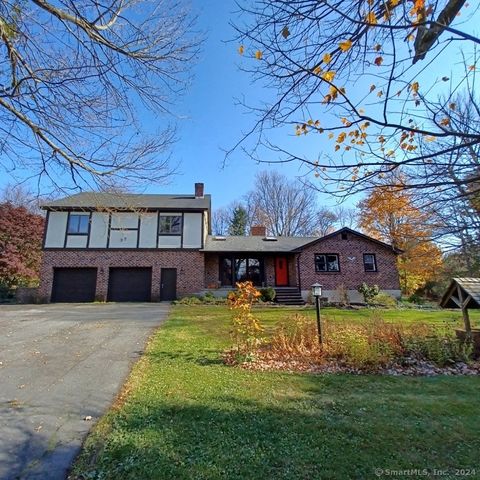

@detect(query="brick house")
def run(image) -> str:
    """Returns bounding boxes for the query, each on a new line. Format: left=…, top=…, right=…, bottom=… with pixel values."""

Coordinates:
left=39, top=183, right=401, bottom=303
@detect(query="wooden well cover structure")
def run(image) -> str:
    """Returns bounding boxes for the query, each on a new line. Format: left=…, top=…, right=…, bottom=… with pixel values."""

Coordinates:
left=440, top=277, right=480, bottom=333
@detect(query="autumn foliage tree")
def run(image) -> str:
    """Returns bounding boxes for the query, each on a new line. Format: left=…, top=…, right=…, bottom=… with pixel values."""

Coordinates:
left=233, top=0, right=480, bottom=242
left=358, top=184, right=442, bottom=294
left=0, top=203, right=44, bottom=289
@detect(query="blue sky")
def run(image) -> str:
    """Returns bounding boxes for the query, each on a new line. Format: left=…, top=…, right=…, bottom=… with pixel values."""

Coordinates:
left=168, top=0, right=330, bottom=211
left=0, top=0, right=477, bottom=213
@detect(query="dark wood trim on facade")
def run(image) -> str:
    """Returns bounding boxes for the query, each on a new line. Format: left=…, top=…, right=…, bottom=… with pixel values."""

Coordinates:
left=314, top=253, right=341, bottom=273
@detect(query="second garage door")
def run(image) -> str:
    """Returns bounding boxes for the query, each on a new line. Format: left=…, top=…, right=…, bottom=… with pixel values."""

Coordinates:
left=107, top=267, right=152, bottom=302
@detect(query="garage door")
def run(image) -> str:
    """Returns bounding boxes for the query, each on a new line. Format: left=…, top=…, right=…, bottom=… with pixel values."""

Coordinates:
left=107, top=267, right=152, bottom=302
left=51, top=268, right=97, bottom=303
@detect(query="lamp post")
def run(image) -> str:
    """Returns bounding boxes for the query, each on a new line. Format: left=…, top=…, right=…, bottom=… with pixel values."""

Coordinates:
left=311, top=283, right=323, bottom=344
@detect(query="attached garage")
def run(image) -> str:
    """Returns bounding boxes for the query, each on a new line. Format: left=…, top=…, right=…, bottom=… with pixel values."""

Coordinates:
left=51, top=268, right=97, bottom=303
left=107, top=267, right=152, bottom=302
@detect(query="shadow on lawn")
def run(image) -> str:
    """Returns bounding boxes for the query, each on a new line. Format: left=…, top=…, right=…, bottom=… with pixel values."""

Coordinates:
left=72, top=377, right=480, bottom=480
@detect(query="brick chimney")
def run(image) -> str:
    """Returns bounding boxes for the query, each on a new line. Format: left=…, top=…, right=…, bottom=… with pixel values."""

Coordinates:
left=250, top=225, right=266, bottom=236
left=195, top=182, right=204, bottom=198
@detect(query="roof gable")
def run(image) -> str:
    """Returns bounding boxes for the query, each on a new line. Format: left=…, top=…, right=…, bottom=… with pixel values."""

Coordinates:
left=293, top=227, right=401, bottom=253
left=440, top=278, right=480, bottom=309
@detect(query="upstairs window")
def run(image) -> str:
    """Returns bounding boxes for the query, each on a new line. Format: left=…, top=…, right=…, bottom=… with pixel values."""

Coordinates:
left=67, top=214, right=89, bottom=234
left=159, top=215, right=182, bottom=234
left=363, top=254, right=377, bottom=272
left=315, top=254, right=340, bottom=272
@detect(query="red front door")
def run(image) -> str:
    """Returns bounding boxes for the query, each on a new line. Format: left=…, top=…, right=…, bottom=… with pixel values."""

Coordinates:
left=275, top=257, right=288, bottom=286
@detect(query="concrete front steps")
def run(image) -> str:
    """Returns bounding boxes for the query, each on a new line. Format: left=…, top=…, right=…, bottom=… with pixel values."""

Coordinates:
left=274, top=287, right=305, bottom=306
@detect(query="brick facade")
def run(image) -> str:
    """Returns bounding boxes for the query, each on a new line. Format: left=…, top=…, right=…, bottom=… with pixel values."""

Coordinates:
left=40, top=250, right=204, bottom=302
left=40, top=231, right=400, bottom=303
left=202, top=231, right=400, bottom=302
left=298, top=232, right=400, bottom=294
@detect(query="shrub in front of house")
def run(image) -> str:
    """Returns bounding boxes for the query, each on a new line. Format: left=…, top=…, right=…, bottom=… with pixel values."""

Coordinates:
left=371, top=292, right=397, bottom=308
left=244, top=312, right=474, bottom=372
left=174, top=294, right=226, bottom=305
left=259, top=287, right=276, bottom=302
left=358, top=282, right=380, bottom=304
left=227, top=281, right=264, bottom=358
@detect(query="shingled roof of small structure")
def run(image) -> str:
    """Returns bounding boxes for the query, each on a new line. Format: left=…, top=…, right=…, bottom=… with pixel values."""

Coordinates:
left=440, top=278, right=480, bottom=309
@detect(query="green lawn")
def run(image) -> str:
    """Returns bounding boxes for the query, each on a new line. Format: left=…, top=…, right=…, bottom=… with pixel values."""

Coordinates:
left=72, top=306, right=480, bottom=480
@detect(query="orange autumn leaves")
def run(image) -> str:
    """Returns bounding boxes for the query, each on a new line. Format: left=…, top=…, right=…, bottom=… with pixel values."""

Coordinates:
left=358, top=185, right=443, bottom=294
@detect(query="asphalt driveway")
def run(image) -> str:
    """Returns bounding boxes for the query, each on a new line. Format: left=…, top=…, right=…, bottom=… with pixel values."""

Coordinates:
left=0, top=303, right=170, bottom=480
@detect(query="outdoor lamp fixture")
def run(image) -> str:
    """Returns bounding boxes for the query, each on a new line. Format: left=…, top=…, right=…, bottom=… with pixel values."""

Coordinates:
left=311, top=283, right=323, bottom=344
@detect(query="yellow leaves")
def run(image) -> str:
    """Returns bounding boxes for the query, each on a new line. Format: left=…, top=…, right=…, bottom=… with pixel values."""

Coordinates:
left=323, top=53, right=332, bottom=64
left=390, top=0, right=401, bottom=6
left=386, top=150, right=395, bottom=157
left=365, top=11, right=378, bottom=24
left=374, top=44, right=382, bottom=52
left=440, top=117, right=450, bottom=126
left=238, top=45, right=244, bottom=55
left=313, top=65, right=322, bottom=75
left=377, top=90, right=384, bottom=97
left=322, top=70, right=336, bottom=82
left=328, top=133, right=334, bottom=139
left=407, top=34, right=415, bottom=42
left=335, top=145, right=341, bottom=151
left=369, top=84, right=376, bottom=92
left=339, top=39, right=352, bottom=52
left=468, top=65, right=476, bottom=71
left=409, top=0, right=425, bottom=17
left=322, top=85, right=345, bottom=104
left=410, top=82, right=419, bottom=95
left=255, top=50, right=263, bottom=60
left=295, top=124, right=306, bottom=136
left=424, top=135, right=436, bottom=142
left=374, top=56, right=383, bottom=66
left=337, top=132, right=346, bottom=143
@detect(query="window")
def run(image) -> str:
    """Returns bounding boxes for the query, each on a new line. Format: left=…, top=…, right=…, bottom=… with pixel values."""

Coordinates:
left=315, top=254, right=340, bottom=272
left=220, top=256, right=264, bottom=286
left=67, top=214, right=89, bottom=234
left=363, top=254, right=377, bottom=272
left=159, top=215, right=182, bottom=234
left=341, top=232, right=348, bottom=240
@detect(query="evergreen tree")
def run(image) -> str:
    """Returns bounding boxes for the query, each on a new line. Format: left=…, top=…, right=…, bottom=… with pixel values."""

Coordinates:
left=229, top=206, right=248, bottom=236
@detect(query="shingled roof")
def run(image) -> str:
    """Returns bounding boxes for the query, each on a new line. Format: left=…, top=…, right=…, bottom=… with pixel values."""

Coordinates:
left=41, top=192, right=211, bottom=210
left=202, top=235, right=316, bottom=253
left=202, top=227, right=398, bottom=253
left=440, top=278, right=480, bottom=309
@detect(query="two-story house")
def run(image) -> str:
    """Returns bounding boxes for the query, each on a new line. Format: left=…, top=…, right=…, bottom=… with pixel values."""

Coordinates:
left=39, top=183, right=401, bottom=303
